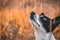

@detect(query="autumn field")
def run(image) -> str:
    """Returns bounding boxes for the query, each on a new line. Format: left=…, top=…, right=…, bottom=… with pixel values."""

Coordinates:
left=0, top=0, right=60, bottom=40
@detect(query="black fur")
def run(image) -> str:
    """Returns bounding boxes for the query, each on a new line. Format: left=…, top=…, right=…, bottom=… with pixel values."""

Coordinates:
left=39, top=13, right=50, bottom=32
left=39, top=13, right=60, bottom=32
left=52, top=16, right=60, bottom=31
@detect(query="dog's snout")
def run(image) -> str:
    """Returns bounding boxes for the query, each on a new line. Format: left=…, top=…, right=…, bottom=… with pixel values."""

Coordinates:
left=30, top=12, right=36, bottom=20
left=31, top=12, right=36, bottom=16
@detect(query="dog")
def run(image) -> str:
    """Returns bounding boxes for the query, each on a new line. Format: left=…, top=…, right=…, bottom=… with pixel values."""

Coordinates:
left=29, top=12, right=60, bottom=40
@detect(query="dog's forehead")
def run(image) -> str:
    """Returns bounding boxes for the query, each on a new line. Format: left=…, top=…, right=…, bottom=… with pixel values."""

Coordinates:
left=40, top=15, right=44, bottom=17
left=39, top=15, right=47, bottom=18
left=39, top=13, right=45, bottom=17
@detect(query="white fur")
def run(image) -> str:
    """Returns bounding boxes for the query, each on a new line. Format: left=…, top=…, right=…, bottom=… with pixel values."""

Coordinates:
left=29, top=13, right=56, bottom=40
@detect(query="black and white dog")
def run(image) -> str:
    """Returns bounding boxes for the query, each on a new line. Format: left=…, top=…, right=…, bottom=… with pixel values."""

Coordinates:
left=29, top=12, right=60, bottom=40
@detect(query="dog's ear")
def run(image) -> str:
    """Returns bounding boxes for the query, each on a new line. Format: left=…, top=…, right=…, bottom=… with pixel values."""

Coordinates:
left=52, top=16, right=60, bottom=31
left=52, top=16, right=60, bottom=26
left=30, top=12, right=36, bottom=16
left=40, top=13, right=44, bottom=15
left=39, top=13, right=45, bottom=17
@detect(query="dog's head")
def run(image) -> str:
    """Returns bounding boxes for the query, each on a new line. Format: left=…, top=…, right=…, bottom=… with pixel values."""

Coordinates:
left=30, top=12, right=50, bottom=33
left=30, top=12, right=60, bottom=33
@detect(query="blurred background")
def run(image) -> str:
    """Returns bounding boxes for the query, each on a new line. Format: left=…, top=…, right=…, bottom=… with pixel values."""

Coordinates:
left=0, top=0, right=60, bottom=40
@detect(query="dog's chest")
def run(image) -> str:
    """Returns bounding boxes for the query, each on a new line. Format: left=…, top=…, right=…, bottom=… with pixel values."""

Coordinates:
left=35, top=32, right=55, bottom=40
left=42, top=33, right=50, bottom=40
left=35, top=33, right=49, bottom=40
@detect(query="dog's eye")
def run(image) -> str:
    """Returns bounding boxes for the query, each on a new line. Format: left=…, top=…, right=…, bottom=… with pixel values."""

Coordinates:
left=40, top=15, right=44, bottom=17
left=44, top=18, right=47, bottom=21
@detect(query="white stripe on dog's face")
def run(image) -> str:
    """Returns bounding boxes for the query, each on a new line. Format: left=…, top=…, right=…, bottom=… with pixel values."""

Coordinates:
left=30, top=12, right=46, bottom=33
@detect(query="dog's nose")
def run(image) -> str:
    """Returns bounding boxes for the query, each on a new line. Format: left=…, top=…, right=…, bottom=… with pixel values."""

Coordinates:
left=31, top=12, right=36, bottom=16
left=30, top=12, right=36, bottom=20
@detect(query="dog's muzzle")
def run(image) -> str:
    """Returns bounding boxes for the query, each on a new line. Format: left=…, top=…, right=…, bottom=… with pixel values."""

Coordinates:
left=30, top=12, right=36, bottom=20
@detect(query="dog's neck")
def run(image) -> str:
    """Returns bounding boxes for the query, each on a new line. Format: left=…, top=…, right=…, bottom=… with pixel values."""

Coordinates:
left=34, top=29, right=55, bottom=40
left=33, top=24, right=55, bottom=40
